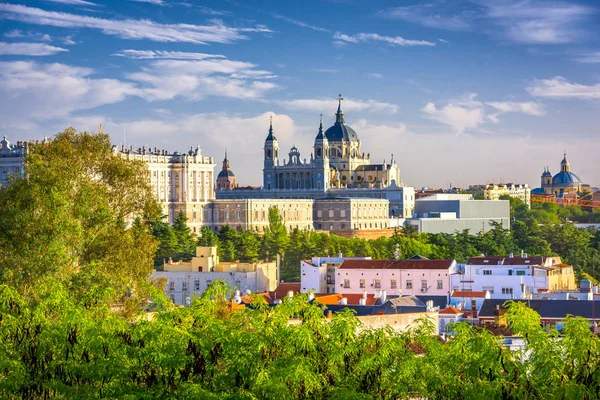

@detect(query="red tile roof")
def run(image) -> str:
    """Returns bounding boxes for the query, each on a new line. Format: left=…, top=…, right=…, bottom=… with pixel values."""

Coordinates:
left=451, top=290, right=487, bottom=298
left=315, top=293, right=378, bottom=306
left=272, top=282, right=301, bottom=299
left=439, top=306, right=463, bottom=315
left=339, top=259, right=453, bottom=270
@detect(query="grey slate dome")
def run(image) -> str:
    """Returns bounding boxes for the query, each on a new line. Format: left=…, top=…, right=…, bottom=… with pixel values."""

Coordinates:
left=324, top=96, right=360, bottom=143
left=217, top=169, right=235, bottom=179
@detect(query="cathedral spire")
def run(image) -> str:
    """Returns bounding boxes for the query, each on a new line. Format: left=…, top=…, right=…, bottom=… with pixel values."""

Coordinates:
left=266, top=115, right=277, bottom=141
left=335, top=94, right=345, bottom=124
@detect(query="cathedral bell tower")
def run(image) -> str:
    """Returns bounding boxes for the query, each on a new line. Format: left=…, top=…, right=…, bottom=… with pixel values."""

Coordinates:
left=313, top=115, right=330, bottom=191
left=263, top=116, right=279, bottom=168
left=263, top=116, right=279, bottom=190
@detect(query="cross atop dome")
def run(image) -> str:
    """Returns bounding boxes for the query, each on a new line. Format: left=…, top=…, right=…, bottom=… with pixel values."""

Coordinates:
left=335, top=93, right=345, bottom=124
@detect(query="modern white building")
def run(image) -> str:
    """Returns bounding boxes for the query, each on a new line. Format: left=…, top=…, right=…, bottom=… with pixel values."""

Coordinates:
left=451, top=255, right=577, bottom=300
left=152, top=246, right=277, bottom=305
left=407, top=194, right=510, bottom=234
left=468, top=183, right=532, bottom=207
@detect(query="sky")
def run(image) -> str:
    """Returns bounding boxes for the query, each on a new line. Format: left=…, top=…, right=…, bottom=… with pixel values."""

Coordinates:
left=0, top=0, right=599, bottom=189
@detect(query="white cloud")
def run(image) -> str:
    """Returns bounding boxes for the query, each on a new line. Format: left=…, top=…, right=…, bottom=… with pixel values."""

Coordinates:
left=527, top=77, right=600, bottom=99
left=423, top=94, right=545, bottom=133
left=0, top=61, right=137, bottom=122
left=130, top=0, right=164, bottom=4
left=485, top=101, right=545, bottom=123
left=0, top=42, right=68, bottom=56
left=45, top=0, right=97, bottom=6
left=114, top=49, right=225, bottom=60
left=333, top=32, right=435, bottom=47
left=128, top=59, right=278, bottom=101
left=483, top=0, right=592, bottom=44
left=4, top=29, right=52, bottom=42
left=271, top=13, right=330, bottom=32
left=575, top=52, right=600, bottom=64
left=279, top=98, right=398, bottom=114
left=0, top=4, right=271, bottom=44
left=422, top=93, right=484, bottom=134
left=379, top=3, right=472, bottom=31
left=367, top=73, right=383, bottom=79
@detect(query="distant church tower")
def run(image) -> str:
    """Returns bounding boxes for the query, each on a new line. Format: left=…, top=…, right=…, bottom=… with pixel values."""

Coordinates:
left=216, top=149, right=237, bottom=190
left=541, top=166, right=552, bottom=188
left=313, top=115, right=330, bottom=190
left=263, top=116, right=279, bottom=190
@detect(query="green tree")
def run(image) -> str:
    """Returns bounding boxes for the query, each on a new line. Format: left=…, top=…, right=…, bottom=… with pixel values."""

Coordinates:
left=172, top=211, right=196, bottom=260
left=0, top=128, right=160, bottom=306
left=261, top=206, right=289, bottom=262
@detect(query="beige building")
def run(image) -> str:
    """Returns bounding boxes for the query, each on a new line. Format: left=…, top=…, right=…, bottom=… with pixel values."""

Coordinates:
left=152, top=246, right=277, bottom=305
left=469, top=183, right=531, bottom=207
left=114, top=145, right=215, bottom=233
left=206, top=199, right=314, bottom=232
left=314, top=198, right=389, bottom=231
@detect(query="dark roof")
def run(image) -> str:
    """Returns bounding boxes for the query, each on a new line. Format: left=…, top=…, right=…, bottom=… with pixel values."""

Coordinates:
left=467, top=256, right=546, bottom=265
left=355, top=165, right=385, bottom=172
left=217, top=169, right=235, bottom=178
left=479, top=299, right=600, bottom=320
left=324, top=122, right=359, bottom=142
left=415, top=295, right=448, bottom=309
left=407, top=254, right=430, bottom=260
left=339, top=259, right=454, bottom=270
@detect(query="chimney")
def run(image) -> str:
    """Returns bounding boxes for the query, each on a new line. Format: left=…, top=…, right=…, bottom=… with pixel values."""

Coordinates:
left=339, top=297, right=348, bottom=305
left=287, top=290, right=294, bottom=298
left=359, top=298, right=366, bottom=306
left=363, top=290, right=368, bottom=300
left=307, top=293, right=315, bottom=302
left=381, top=290, right=387, bottom=304
left=509, top=252, right=513, bottom=258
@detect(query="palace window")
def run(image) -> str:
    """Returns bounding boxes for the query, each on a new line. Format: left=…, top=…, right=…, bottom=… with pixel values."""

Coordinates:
left=437, top=280, right=443, bottom=289
left=359, top=279, right=365, bottom=289
left=483, top=270, right=492, bottom=275
left=343, top=279, right=350, bottom=289
left=406, top=280, right=413, bottom=289
left=501, top=287, right=513, bottom=295
left=374, top=280, right=381, bottom=289
left=391, top=280, right=397, bottom=289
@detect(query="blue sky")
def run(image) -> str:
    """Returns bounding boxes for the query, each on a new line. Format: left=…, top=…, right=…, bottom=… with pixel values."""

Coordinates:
left=0, top=0, right=599, bottom=188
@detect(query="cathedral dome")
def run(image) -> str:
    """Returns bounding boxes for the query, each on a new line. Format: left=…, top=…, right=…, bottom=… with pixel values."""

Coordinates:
left=324, top=95, right=360, bottom=143
left=552, top=171, right=581, bottom=186
left=217, top=169, right=235, bottom=179
left=324, top=123, right=359, bottom=142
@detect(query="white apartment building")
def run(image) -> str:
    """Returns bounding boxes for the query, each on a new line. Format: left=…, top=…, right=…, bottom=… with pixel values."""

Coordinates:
left=152, top=246, right=277, bottom=305
left=469, top=183, right=531, bottom=208
left=451, top=255, right=577, bottom=300
left=0, top=136, right=26, bottom=187
left=333, top=258, right=457, bottom=297
left=300, top=256, right=372, bottom=294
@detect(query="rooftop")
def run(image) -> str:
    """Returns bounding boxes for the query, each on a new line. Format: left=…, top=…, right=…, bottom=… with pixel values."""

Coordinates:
left=339, top=259, right=454, bottom=270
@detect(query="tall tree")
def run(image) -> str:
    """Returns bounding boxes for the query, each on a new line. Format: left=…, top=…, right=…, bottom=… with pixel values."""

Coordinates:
left=172, top=211, right=196, bottom=260
left=0, top=128, right=161, bottom=306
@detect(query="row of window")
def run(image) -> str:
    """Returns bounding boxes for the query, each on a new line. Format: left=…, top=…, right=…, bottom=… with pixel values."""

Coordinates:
left=341, top=279, right=444, bottom=290
left=168, top=279, right=241, bottom=291
left=482, top=269, right=527, bottom=276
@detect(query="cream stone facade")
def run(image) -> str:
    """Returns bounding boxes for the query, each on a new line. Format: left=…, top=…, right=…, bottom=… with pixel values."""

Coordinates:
left=469, top=183, right=531, bottom=207
left=206, top=199, right=314, bottom=232
left=314, top=198, right=389, bottom=231
left=114, top=145, right=215, bottom=233
left=152, top=246, right=277, bottom=305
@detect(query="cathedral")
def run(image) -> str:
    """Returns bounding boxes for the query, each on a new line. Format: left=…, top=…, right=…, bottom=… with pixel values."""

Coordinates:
left=533, top=153, right=591, bottom=196
left=263, top=96, right=401, bottom=191
left=216, top=149, right=237, bottom=190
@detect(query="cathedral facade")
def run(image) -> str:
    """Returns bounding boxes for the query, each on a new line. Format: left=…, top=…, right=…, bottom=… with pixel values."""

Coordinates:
left=263, top=97, right=401, bottom=192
